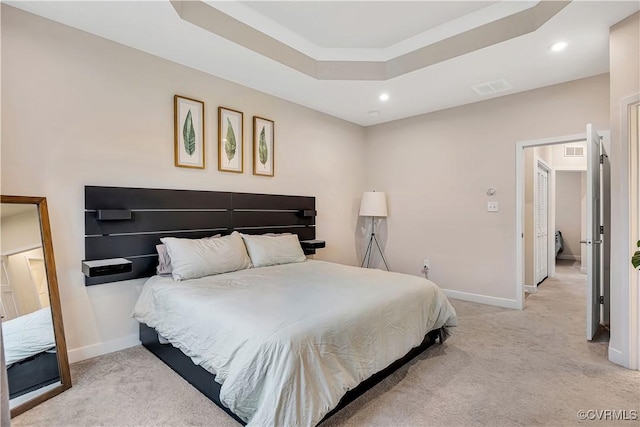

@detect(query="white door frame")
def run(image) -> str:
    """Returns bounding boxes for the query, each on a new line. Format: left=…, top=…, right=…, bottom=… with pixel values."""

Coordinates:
left=515, top=133, right=587, bottom=310
left=621, top=94, right=640, bottom=370
left=535, top=159, right=551, bottom=286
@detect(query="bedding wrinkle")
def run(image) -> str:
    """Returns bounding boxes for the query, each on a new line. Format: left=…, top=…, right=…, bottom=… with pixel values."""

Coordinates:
left=133, top=260, right=457, bottom=426
left=3, top=307, right=56, bottom=366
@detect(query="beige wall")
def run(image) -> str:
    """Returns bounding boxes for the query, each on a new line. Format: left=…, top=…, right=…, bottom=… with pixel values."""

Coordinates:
left=1, top=6, right=367, bottom=358
left=609, top=12, right=639, bottom=368
left=555, top=172, right=583, bottom=261
left=0, top=209, right=42, bottom=254
left=0, top=209, right=45, bottom=319
left=365, top=74, right=609, bottom=304
left=552, top=142, right=588, bottom=171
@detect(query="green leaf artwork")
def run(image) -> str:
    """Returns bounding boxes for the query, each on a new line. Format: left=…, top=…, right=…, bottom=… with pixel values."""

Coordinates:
left=632, top=240, right=640, bottom=269
left=259, top=126, right=268, bottom=166
left=225, top=117, right=237, bottom=163
left=183, top=109, right=196, bottom=156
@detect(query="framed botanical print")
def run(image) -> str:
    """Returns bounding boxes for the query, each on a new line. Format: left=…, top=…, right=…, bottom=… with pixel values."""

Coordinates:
left=218, top=107, right=244, bottom=173
left=253, top=116, right=274, bottom=177
left=174, top=95, right=205, bottom=169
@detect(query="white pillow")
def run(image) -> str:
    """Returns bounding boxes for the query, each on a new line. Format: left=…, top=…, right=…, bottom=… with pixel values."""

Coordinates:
left=161, top=231, right=251, bottom=280
left=156, top=234, right=221, bottom=275
left=241, top=233, right=306, bottom=268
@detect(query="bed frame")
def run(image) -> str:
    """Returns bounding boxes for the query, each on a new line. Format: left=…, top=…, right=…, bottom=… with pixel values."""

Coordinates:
left=84, top=185, right=447, bottom=424
left=8, top=352, right=60, bottom=399
left=140, top=323, right=446, bottom=425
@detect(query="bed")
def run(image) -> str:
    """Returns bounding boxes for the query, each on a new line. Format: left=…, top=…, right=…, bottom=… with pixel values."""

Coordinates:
left=133, top=260, right=457, bottom=426
left=84, top=186, right=458, bottom=426
left=3, top=307, right=60, bottom=399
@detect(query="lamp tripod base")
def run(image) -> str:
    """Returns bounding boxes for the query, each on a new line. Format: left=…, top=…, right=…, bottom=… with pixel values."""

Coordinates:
left=361, top=232, right=390, bottom=271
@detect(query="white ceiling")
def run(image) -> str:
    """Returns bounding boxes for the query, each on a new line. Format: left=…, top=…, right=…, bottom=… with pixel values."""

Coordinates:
left=241, top=1, right=498, bottom=49
left=7, top=1, right=639, bottom=127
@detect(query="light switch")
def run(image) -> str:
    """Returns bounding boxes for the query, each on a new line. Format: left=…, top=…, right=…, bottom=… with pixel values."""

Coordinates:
left=487, top=201, right=499, bottom=212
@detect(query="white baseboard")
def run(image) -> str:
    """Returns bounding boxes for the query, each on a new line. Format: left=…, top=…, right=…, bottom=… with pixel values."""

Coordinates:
left=557, top=254, right=581, bottom=261
left=442, top=289, right=520, bottom=309
left=67, top=333, right=141, bottom=363
left=525, top=285, right=538, bottom=294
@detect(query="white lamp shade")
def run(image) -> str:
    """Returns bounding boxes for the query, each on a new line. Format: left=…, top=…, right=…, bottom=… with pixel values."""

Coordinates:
left=359, top=192, right=388, bottom=217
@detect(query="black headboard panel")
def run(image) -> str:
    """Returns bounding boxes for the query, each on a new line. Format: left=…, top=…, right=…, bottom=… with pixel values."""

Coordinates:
left=84, top=186, right=315, bottom=285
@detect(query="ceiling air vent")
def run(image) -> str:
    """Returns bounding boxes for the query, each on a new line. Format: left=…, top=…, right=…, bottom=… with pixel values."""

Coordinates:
left=564, top=146, right=585, bottom=157
left=472, top=78, right=513, bottom=96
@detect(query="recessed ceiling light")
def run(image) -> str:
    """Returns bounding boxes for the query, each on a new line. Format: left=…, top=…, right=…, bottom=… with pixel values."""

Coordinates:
left=369, top=110, right=380, bottom=116
left=379, top=93, right=389, bottom=102
left=550, top=41, right=568, bottom=52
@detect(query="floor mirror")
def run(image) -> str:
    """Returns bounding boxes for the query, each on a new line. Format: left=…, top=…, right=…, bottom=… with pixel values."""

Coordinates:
left=0, top=196, right=71, bottom=417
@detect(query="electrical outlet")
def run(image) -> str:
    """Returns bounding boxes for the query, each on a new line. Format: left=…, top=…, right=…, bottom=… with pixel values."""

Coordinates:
left=423, top=259, right=430, bottom=270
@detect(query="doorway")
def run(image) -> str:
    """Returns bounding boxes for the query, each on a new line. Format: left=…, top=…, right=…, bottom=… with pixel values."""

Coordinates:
left=515, top=127, right=610, bottom=341
left=554, top=170, right=586, bottom=272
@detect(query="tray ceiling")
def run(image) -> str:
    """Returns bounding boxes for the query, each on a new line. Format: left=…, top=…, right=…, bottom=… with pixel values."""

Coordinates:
left=6, top=1, right=639, bottom=126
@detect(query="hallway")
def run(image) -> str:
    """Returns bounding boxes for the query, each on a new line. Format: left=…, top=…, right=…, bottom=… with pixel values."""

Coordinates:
left=527, top=258, right=611, bottom=349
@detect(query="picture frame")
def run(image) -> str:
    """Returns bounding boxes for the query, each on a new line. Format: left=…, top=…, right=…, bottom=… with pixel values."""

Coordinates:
left=218, top=107, right=244, bottom=173
left=174, top=95, right=205, bottom=169
left=253, top=116, right=274, bottom=177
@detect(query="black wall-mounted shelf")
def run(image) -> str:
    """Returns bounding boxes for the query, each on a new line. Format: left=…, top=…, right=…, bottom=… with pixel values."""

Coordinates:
left=300, top=239, right=325, bottom=255
left=82, top=258, right=132, bottom=277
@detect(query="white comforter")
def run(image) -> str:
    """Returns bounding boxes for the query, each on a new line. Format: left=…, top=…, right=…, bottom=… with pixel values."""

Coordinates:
left=133, top=260, right=457, bottom=426
left=3, top=307, right=56, bottom=366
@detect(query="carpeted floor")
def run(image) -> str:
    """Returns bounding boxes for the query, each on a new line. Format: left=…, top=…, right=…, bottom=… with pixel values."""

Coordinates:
left=13, top=261, right=640, bottom=426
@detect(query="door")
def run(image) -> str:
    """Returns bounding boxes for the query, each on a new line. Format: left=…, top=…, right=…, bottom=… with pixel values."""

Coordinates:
left=27, top=258, right=50, bottom=308
left=0, top=258, right=19, bottom=320
left=601, top=144, right=611, bottom=327
left=586, top=124, right=602, bottom=340
left=535, top=162, right=549, bottom=285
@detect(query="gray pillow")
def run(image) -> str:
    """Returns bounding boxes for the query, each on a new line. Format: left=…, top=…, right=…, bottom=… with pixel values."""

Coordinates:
left=155, top=244, right=173, bottom=275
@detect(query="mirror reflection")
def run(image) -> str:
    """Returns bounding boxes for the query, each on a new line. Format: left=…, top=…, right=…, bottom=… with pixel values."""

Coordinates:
left=0, top=202, right=62, bottom=411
